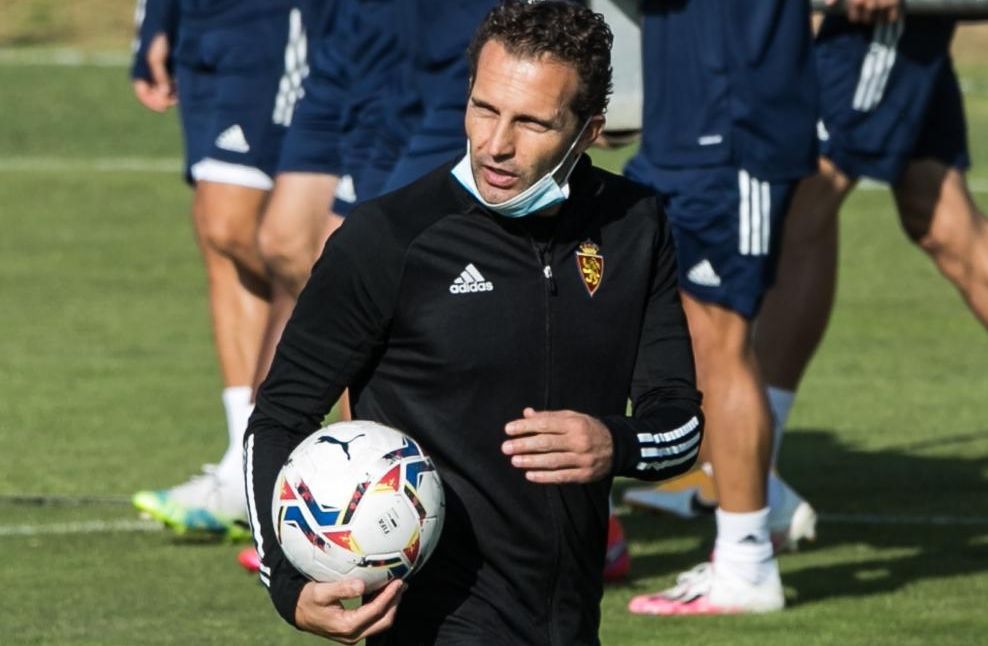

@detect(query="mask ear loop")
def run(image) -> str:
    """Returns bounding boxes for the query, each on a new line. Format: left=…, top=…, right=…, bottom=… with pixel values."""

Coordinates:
left=551, top=118, right=593, bottom=186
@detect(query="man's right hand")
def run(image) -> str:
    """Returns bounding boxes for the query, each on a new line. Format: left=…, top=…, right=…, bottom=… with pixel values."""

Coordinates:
left=295, top=579, right=405, bottom=644
left=132, top=33, right=177, bottom=112
left=829, top=0, right=902, bottom=24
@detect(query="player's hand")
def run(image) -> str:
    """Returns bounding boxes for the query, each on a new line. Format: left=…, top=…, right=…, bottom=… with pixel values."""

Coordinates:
left=294, top=579, right=405, bottom=644
left=828, top=0, right=901, bottom=24
left=132, top=33, right=176, bottom=112
left=502, top=408, right=613, bottom=484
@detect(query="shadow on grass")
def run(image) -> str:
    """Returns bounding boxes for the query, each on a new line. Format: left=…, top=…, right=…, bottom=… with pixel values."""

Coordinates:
left=615, top=427, right=988, bottom=605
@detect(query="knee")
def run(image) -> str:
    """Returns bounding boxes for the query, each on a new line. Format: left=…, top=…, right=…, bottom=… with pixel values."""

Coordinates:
left=194, top=206, right=257, bottom=260
left=685, top=304, right=751, bottom=368
left=257, top=222, right=313, bottom=292
left=896, top=189, right=936, bottom=246
left=785, top=160, right=849, bottom=245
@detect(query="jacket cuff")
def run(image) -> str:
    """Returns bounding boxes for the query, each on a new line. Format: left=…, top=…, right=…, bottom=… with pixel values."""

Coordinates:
left=270, top=567, right=309, bottom=627
left=602, top=415, right=641, bottom=477
left=602, top=405, right=703, bottom=479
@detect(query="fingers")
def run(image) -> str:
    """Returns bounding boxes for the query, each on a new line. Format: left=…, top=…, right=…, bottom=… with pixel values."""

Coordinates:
left=132, top=79, right=171, bottom=113
left=312, top=578, right=366, bottom=605
left=844, top=0, right=901, bottom=24
left=502, top=409, right=593, bottom=456
left=354, top=582, right=404, bottom=639
left=883, top=0, right=901, bottom=23
left=146, top=33, right=177, bottom=107
left=509, top=451, right=586, bottom=471
left=523, top=468, right=592, bottom=484
left=343, top=580, right=405, bottom=639
left=296, top=579, right=404, bottom=644
left=502, top=410, right=613, bottom=484
left=504, top=408, right=574, bottom=436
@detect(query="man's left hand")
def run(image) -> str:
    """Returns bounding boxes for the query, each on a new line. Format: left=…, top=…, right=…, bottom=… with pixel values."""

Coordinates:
left=502, top=408, right=613, bottom=484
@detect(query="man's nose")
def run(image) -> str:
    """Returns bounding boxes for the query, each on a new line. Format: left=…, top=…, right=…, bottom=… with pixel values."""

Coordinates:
left=487, top=120, right=515, bottom=160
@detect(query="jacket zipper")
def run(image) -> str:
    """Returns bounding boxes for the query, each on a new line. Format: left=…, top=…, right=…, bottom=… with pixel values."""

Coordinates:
left=528, top=233, right=561, bottom=646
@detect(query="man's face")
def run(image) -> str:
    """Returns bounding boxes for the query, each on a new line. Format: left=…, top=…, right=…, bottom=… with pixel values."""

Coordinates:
left=465, top=40, right=597, bottom=204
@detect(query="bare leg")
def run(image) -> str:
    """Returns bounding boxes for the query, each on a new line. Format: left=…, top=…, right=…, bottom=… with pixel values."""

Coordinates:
left=192, top=181, right=272, bottom=388
left=682, top=295, right=771, bottom=512
left=254, top=173, right=350, bottom=418
left=257, top=173, right=339, bottom=298
left=894, top=160, right=988, bottom=328
left=132, top=180, right=273, bottom=531
left=756, top=158, right=854, bottom=391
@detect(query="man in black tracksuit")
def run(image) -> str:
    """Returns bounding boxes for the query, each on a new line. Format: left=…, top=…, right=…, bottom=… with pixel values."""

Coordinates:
left=245, top=3, right=703, bottom=644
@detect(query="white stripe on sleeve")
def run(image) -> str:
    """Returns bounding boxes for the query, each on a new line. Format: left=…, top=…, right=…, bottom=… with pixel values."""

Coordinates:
left=244, top=434, right=272, bottom=582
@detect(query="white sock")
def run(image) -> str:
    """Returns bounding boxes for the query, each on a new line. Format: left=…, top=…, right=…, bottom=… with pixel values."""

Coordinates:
left=766, top=386, right=795, bottom=467
left=216, top=385, right=253, bottom=482
left=714, top=507, right=775, bottom=585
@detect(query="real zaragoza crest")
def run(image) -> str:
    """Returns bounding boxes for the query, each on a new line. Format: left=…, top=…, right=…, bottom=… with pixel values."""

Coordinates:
left=575, top=240, right=604, bottom=297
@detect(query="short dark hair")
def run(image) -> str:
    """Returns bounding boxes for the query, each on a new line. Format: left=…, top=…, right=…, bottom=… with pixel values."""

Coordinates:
left=467, top=1, right=613, bottom=122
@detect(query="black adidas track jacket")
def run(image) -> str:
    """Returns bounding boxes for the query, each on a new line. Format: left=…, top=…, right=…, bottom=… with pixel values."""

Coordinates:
left=245, top=157, right=703, bottom=645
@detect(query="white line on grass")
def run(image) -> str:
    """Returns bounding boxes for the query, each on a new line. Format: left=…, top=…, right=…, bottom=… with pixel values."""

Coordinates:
left=0, top=157, right=182, bottom=173
left=859, top=177, right=988, bottom=193
left=0, top=519, right=161, bottom=537
left=0, top=48, right=130, bottom=67
left=0, top=493, right=133, bottom=506
left=819, top=512, right=988, bottom=527
left=615, top=505, right=988, bottom=527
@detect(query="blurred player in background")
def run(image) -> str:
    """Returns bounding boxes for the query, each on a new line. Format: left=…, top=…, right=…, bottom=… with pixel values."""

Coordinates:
left=238, top=0, right=413, bottom=573
left=129, top=0, right=302, bottom=538
left=756, top=1, right=988, bottom=464
left=623, top=0, right=818, bottom=614
left=252, top=0, right=411, bottom=403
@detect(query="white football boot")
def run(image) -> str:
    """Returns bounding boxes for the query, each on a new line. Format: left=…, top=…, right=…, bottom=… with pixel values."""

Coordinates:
left=767, top=473, right=817, bottom=552
left=133, top=465, right=249, bottom=540
left=628, top=561, right=785, bottom=615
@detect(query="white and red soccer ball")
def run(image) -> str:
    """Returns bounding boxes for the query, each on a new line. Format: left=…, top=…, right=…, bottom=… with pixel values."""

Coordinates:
left=272, top=421, right=445, bottom=592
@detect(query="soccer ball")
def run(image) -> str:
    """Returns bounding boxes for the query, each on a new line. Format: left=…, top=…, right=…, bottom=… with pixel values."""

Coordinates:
left=272, top=421, right=445, bottom=591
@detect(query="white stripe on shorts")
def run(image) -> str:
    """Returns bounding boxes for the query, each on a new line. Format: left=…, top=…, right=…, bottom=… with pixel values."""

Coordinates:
left=739, top=169, right=751, bottom=255
left=761, top=179, right=771, bottom=254
left=190, top=158, right=274, bottom=190
left=750, top=175, right=762, bottom=255
left=739, top=170, right=770, bottom=257
left=852, top=18, right=904, bottom=112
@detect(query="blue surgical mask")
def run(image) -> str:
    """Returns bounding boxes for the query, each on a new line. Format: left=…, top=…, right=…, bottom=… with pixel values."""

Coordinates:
left=451, top=119, right=591, bottom=218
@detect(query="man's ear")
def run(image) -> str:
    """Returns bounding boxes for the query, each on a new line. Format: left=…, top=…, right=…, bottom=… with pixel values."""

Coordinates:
left=581, top=115, right=607, bottom=152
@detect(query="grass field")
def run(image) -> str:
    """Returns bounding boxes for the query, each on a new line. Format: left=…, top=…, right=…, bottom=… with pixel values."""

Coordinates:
left=2, top=20, right=988, bottom=646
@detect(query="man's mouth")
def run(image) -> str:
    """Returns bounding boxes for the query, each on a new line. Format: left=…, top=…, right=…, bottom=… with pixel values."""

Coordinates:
left=481, top=165, right=519, bottom=190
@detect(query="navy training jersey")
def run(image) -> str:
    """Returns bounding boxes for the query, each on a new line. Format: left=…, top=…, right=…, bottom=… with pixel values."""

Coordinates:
left=131, top=0, right=179, bottom=80
left=176, top=0, right=293, bottom=25
left=399, top=1, right=498, bottom=112
left=637, top=0, right=818, bottom=180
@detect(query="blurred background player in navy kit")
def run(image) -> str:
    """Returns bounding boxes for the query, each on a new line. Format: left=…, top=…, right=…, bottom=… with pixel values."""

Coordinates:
left=129, top=0, right=303, bottom=538
left=238, top=0, right=412, bottom=573
left=622, top=0, right=819, bottom=614
left=252, top=0, right=410, bottom=410
left=756, top=0, right=988, bottom=465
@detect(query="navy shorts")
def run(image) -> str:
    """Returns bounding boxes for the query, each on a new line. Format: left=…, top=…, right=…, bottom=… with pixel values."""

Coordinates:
left=625, top=158, right=796, bottom=319
left=175, top=8, right=303, bottom=189
left=277, top=37, right=345, bottom=177
left=816, top=15, right=969, bottom=183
